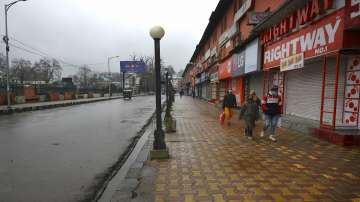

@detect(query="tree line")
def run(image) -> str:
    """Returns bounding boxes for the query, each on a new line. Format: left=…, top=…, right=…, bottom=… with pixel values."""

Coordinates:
left=0, top=53, right=62, bottom=84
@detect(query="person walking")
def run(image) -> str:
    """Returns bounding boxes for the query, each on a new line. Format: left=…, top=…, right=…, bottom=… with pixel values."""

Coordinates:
left=261, top=86, right=282, bottom=142
left=239, top=90, right=261, bottom=140
left=179, top=89, right=184, bottom=98
left=222, top=89, right=237, bottom=126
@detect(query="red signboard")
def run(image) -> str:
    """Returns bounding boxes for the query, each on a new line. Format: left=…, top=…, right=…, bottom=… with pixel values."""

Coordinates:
left=345, top=0, right=360, bottom=29
left=218, top=57, right=232, bottom=80
left=263, top=9, right=345, bottom=69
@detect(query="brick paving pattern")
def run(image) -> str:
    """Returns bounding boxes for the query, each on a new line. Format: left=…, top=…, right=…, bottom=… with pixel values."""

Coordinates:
left=148, top=97, right=360, bottom=202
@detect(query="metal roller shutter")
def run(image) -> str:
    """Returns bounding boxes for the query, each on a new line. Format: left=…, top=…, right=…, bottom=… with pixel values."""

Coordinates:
left=285, top=60, right=323, bottom=121
left=249, top=72, right=264, bottom=98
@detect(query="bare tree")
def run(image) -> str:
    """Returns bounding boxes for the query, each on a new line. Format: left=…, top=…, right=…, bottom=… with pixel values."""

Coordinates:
left=11, top=58, right=32, bottom=84
left=33, top=58, right=62, bottom=83
left=76, top=65, right=92, bottom=88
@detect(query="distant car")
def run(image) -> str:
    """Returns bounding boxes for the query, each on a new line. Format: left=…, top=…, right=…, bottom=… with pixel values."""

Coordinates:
left=148, top=91, right=155, bottom=95
left=123, top=89, right=133, bottom=100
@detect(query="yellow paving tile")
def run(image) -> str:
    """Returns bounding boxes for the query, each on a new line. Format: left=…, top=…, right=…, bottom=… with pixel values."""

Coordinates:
left=213, top=194, right=226, bottom=202
left=208, top=183, right=220, bottom=191
left=154, top=195, right=165, bottom=202
left=197, top=188, right=209, bottom=197
left=224, top=187, right=237, bottom=196
left=184, top=194, right=195, bottom=202
left=271, top=193, right=286, bottom=202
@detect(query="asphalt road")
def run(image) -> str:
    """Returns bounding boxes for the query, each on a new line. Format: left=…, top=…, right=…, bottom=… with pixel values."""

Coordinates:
left=0, top=96, right=156, bottom=202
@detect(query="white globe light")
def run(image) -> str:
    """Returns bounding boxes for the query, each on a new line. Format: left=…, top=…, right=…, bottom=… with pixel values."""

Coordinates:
left=150, top=26, right=165, bottom=40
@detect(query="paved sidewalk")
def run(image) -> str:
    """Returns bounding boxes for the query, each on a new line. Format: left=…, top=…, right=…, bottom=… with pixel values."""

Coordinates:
left=115, top=97, right=360, bottom=202
left=0, top=96, right=122, bottom=114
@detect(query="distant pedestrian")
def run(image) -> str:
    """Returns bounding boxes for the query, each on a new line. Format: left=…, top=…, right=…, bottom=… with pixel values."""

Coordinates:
left=261, top=86, right=282, bottom=142
left=192, top=90, right=195, bottom=98
left=239, top=90, right=261, bottom=140
left=180, top=89, right=184, bottom=98
left=222, top=89, right=237, bottom=126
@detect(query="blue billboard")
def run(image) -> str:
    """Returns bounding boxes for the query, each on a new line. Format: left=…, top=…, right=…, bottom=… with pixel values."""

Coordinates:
left=120, top=61, right=146, bottom=73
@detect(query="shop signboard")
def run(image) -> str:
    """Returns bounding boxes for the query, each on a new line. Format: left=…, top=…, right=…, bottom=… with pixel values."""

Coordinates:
left=218, top=57, right=232, bottom=80
left=263, top=9, right=345, bottom=70
left=280, top=53, right=304, bottom=72
left=195, top=77, right=200, bottom=85
left=200, top=72, right=206, bottom=83
left=231, top=51, right=245, bottom=77
left=345, top=0, right=360, bottom=29
left=245, top=38, right=261, bottom=73
left=210, top=72, right=219, bottom=83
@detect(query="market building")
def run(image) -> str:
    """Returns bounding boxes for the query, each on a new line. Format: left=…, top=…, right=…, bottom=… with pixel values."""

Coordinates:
left=182, top=0, right=283, bottom=105
left=253, top=0, right=360, bottom=143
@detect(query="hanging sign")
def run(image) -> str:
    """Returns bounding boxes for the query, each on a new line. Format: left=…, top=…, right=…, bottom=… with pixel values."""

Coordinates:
left=234, top=0, right=252, bottom=22
left=280, top=53, right=304, bottom=72
left=248, top=12, right=272, bottom=25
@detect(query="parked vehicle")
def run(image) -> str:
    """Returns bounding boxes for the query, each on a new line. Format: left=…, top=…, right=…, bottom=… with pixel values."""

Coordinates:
left=123, top=89, right=133, bottom=100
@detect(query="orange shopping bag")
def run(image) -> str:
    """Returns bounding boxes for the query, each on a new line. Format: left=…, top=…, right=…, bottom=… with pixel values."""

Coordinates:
left=219, top=112, right=225, bottom=125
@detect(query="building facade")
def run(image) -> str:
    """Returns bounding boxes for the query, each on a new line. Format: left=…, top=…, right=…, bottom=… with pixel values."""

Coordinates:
left=183, top=0, right=360, bottom=133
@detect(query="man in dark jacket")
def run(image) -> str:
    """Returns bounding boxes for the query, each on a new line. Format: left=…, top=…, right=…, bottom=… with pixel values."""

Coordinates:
left=239, top=90, right=261, bottom=140
left=261, top=86, right=282, bottom=142
left=222, top=89, right=237, bottom=126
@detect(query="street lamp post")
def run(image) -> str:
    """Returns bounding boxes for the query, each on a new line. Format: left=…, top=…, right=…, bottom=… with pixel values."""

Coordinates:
left=149, top=26, right=168, bottom=159
left=107, top=56, right=120, bottom=97
left=3, top=0, right=27, bottom=111
left=165, top=71, right=169, bottom=106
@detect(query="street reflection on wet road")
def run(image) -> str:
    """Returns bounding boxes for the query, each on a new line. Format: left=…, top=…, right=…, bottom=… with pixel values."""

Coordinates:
left=0, top=96, right=155, bottom=202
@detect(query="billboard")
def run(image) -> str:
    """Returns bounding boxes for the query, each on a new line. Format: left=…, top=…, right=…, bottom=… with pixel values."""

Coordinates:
left=120, top=61, right=146, bottom=73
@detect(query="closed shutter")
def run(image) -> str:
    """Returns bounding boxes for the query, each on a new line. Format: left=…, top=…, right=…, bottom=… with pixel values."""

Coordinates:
left=249, top=72, right=264, bottom=98
left=322, top=56, right=345, bottom=126
left=285, top=60, right=323, bottom=121
left=219, top=81, right=227, bottom=101
left=202, top=84, right=207, bottom=99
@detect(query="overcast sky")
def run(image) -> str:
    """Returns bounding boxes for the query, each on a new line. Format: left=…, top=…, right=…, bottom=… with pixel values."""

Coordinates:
left=0, top=0, right=219, bottom=76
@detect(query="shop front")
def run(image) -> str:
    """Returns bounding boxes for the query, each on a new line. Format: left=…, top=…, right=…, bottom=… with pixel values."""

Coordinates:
left=260, top=0, right=360, bottom=130
left=200, top=72, right=207, bottom=99
left=218, top=57, right=232, bottom=101
left=195, top=76, right=201, bottom=98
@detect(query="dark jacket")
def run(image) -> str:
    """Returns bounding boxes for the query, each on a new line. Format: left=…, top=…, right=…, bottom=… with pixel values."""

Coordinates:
left=240, top=97, right=261, bottom=122
left=261, top=93, right=282, bottom=115
left=222, top=93, right=237, bottom=109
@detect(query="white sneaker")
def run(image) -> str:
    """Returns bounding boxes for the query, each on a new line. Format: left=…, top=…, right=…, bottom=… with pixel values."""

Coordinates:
left=269, top=135, right=276, bottom=142
left=260, top=131, right=264, bottom=137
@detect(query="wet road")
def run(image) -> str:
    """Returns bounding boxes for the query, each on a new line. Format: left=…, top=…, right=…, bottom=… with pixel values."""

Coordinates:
left=0, top=96, right=156, bottom=202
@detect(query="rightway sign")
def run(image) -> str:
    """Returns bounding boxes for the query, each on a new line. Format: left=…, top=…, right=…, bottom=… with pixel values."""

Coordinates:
left=120, top=61, right=146, bottom=73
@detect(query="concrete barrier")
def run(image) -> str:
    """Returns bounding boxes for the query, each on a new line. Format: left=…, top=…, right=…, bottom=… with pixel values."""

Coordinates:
left=93, top=93, right=101, bottom=98
left=39, top=95, right=47, bottom=102
left=15, top=96, right=26, bottom=104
